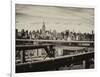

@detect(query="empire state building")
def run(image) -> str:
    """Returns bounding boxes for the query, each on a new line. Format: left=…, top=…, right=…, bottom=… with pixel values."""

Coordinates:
left=42, top=21, right=46, bottom=34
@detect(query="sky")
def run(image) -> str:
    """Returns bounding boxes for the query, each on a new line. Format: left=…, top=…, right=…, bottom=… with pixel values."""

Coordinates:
left=16, top=4, right=94, bottom=33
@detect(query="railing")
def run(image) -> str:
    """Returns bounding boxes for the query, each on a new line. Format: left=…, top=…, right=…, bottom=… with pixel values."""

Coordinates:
left=15, top=39, right=94, bottom=73
left=16, top=51, right=94, bottom=73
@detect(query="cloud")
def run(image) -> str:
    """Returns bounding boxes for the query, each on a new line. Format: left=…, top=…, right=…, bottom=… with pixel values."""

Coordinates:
left=16, top=4, right=94, bottom=33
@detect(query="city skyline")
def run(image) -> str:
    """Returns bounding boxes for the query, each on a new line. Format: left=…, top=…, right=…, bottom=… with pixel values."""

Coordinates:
left=16, top=4, right=94, bottom=33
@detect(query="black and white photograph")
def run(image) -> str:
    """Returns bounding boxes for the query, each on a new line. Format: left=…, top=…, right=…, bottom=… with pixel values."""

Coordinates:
left=15, top=4, right=94, bottom=73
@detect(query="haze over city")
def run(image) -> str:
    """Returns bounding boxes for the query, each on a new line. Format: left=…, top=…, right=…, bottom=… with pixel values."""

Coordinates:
left=16, top=4, right=94, bottom=33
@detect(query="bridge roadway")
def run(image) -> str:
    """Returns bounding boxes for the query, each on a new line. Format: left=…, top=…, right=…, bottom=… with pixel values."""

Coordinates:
left=16, top=39, right=94, bottom=43
left=16, top=39, right=94, bottom=47
left=16, top=51, right=94, bottom=73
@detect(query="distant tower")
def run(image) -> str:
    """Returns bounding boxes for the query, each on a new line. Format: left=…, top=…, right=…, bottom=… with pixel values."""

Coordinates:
left=42, top=21, right=46, bottom=34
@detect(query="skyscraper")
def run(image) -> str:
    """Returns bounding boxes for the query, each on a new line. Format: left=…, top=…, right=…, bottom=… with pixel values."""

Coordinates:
left=42, top=21, right=46, bottom=34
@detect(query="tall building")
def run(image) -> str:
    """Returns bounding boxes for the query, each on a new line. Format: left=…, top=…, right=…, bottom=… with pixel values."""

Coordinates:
left=42, top=21, right=46, bottom=34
